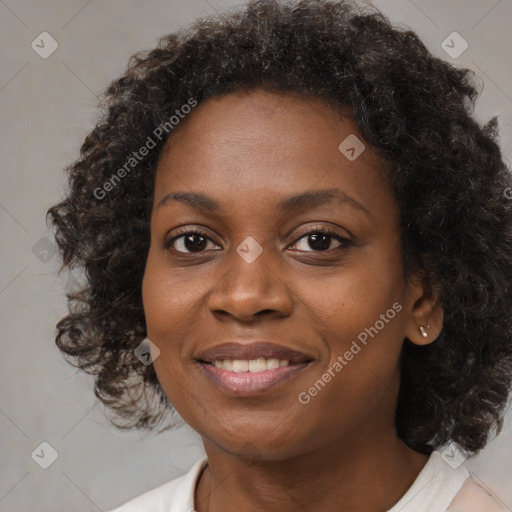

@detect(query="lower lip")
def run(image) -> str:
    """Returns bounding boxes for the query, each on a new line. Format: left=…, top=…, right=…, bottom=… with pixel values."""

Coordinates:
left=198, top=361, right=311, bottom=396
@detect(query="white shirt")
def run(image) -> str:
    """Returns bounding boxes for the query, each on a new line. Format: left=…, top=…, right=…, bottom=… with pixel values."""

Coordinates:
left=106, top=450, right=506, bottom=512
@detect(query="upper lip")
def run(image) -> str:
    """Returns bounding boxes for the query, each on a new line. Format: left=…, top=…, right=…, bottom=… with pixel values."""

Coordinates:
left=196, top=341, right=313, bottom=364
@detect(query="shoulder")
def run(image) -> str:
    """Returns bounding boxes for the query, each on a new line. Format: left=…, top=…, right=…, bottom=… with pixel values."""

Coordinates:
left=447, top=476, right=508, bottom=512
left=105, top=457, right=208, bottom=512
left=105, top=478, right=183, bottom=512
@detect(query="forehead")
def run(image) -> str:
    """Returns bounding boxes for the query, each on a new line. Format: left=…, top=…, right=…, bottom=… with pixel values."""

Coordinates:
left=153, top=89, right=392, bottom=217
left=162, top=89, right=359, bottom=161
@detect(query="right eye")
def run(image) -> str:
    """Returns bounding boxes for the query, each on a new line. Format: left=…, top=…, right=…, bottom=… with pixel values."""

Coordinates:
left=164, top=229, right=221, bottom=254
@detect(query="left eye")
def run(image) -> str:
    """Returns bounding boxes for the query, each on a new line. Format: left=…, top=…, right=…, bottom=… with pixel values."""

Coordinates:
left=291, top=232, right=347, bottom=252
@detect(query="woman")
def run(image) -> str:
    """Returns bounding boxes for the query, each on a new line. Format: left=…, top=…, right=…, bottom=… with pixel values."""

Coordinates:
left=47, top=0, right=512, bottom=510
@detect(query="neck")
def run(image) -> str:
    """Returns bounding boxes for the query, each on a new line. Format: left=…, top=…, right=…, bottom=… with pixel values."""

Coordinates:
left=195, top=429, right=429, bottom=512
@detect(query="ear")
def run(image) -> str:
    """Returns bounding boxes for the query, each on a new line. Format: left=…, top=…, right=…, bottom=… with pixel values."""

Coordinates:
left=403, top=271, right=444, bottom=346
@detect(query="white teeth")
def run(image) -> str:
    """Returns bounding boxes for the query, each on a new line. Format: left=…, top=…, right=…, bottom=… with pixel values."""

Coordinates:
left=232, top=360, right=249, bottom=372
left=249, top=358, right=266, bottom=372
left=266, top=358, right=280, bottom=369
left=211, top=358, right=292, bottom=372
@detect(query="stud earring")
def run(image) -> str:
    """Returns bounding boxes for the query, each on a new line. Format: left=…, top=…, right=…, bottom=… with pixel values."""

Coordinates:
left=419, top=324, right=431, bottom=338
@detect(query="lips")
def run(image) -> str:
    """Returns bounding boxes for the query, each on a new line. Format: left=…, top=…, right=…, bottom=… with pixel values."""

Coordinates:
left=196, top=341, right=313, bottom=365
left=195, top=341, right=314, bottom=396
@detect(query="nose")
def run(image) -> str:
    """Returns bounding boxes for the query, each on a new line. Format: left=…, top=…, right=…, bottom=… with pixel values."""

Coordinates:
left=206, top=244, right=294, bottom=322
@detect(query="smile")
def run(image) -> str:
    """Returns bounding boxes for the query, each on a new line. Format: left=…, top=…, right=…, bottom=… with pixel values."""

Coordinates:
left=198, top=359, right=312, bottom=396
left=211, top=358, right=290, bottom=372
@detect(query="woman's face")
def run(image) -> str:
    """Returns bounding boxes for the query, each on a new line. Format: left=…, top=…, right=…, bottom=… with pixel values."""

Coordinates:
left=142, top=89, right=423, bottom=459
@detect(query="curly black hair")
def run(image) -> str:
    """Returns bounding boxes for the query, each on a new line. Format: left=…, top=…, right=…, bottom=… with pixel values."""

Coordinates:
left=47, top=0, right=512, bottom=456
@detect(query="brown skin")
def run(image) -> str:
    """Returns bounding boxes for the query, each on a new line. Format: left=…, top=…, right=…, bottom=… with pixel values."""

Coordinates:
left=142, top=89, right=444, bottom=512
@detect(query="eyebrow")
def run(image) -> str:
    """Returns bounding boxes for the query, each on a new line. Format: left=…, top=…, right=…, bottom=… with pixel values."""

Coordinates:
left=157, top=188, right=372, bottom=219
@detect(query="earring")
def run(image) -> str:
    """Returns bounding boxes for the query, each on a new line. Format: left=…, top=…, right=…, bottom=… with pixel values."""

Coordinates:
left=419, top=324, right=431, bottom=338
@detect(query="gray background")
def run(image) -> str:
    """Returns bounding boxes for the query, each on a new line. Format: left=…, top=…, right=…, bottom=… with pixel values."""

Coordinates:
left=1, top=0, right=512, bottom=510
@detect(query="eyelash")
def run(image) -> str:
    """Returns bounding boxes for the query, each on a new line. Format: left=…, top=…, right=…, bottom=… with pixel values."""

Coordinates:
left=164, top=225, right=353, bottom=254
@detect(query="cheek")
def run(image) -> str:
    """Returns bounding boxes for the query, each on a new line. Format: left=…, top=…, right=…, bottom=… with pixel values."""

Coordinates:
left=141, top=251, right=217, bottom=420
left=141, top=254, right=196, bottom=374
left=142, top=247, right=206, bottom=337
left=295, top=256, right=405, bottom=420
left=303, top=250, right=404, bottom=358
left=295, top=294, right=404, bottom=444
left=141, top=285, right=188, bottom=421
left=321, top=280, right=405, bottom=367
